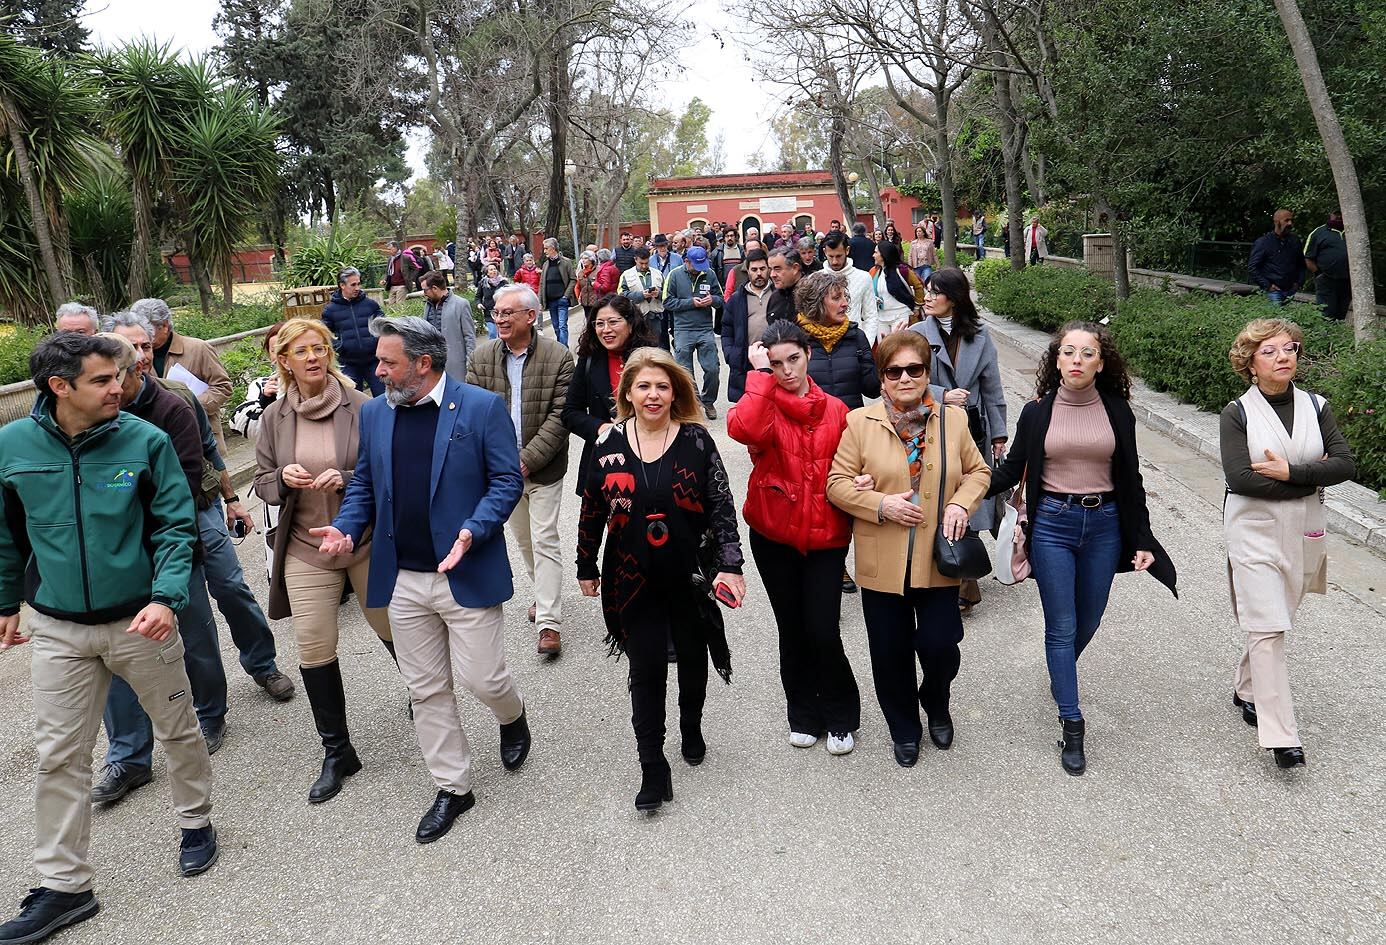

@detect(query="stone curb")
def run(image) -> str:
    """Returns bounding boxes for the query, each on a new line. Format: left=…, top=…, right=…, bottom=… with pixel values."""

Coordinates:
left=979, top=307, right=1386, bottom=558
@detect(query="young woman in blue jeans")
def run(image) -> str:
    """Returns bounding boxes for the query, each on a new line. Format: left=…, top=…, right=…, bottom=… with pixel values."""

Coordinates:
left=987, top=322, right=1177, bottom=775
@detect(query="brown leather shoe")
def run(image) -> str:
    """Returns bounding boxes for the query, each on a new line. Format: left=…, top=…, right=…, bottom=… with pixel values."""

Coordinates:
left=537, top=628, right=561, bottom=655
left=527, top=603, right=537, bottom=623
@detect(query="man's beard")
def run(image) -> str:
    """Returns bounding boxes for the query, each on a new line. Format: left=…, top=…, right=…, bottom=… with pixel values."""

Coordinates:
left=384, top=366, right=427, bottom=407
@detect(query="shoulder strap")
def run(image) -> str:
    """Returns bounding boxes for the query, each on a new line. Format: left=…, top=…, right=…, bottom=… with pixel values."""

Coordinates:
left=935, top=405, right=947, bottom=522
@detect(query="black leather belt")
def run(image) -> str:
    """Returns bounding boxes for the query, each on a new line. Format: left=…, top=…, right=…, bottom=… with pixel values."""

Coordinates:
left=1043, top=490, right=1117, bottom=508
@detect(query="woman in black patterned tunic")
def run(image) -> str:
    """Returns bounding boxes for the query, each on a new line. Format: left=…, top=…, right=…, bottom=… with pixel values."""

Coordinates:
left=576, top=348, right=745, bottom=812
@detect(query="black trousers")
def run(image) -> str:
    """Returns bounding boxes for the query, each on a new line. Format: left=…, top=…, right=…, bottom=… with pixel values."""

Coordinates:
left=623, top=589, right=709, bottom=764
left=750, top=531, right=860, bottom=735
left=858, top=585, right=963, bottom=744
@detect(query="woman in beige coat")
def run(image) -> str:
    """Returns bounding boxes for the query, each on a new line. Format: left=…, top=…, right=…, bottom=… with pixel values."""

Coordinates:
left=828, top=331, right=990, bottom=768
left=1221, top=318, right=1355, bottom=770
left=253, top=318, right=394, bottom=804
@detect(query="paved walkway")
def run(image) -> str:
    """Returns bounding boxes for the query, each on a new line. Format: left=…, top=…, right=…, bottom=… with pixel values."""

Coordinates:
left=1, top=337, right=1382, bottom=944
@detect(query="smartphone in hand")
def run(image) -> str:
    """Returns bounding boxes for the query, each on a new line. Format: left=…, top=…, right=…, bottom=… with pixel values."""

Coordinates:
left=714, top=582, right=740, bottom=608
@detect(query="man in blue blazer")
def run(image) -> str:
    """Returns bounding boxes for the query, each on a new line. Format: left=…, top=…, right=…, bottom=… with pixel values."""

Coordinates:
left=311, top=316, right=530, bottom=844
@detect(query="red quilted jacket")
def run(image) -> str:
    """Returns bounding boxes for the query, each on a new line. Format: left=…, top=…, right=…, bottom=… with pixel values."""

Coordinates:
left=727, top=370, right=851, bottom=553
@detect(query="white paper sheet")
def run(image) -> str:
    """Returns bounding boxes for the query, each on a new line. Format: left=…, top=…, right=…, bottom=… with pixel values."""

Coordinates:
left=167, top=363, right=209, bottom=397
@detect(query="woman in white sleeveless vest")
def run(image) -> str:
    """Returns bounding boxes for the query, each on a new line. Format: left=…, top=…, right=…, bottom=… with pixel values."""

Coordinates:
left=1220, top=318, right=1356, bottom=769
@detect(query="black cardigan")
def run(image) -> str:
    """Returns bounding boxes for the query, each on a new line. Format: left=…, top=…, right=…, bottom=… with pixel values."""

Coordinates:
left=987, top=389, right=1178, bottom=597
left=561, top=342, right=653, bottom=496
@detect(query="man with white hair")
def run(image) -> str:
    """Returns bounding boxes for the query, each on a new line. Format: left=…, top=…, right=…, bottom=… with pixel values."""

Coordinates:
left=54, top=303, right=100, bottom=335
left=466, top=285, right=574, bottom=656
left=130, top=298, right=233, bottom=455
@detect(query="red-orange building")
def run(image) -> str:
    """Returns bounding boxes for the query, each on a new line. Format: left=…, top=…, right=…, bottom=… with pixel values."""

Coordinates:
left=647, top=171, right=927, bottom=239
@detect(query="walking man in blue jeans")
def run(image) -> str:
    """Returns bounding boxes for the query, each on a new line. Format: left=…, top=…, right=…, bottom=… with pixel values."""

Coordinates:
left=540, top=238, right=575, bottom=346
left=663, top=245, right=724, bottom=420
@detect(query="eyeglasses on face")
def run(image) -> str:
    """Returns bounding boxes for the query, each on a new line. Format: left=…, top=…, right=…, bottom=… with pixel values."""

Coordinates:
left=882, top=362, right=927, bottom=380
left=288, top=344, right=330, bottom=360
left=591, top=319, right=626, bottom=331
left=1058, top=345, right=1100, bottom=361
left=493, top=309, right=528, bottom=321
left=1256, top=341, right=1301, bottom=357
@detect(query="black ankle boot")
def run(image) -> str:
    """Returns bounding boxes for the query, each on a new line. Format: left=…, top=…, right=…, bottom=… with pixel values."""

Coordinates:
left=300, top=661, right=363, bottom=803
left=1058, top=718, right=1086, bottom=776
left=635, top=759, right=673, bottom=811
left=680, top=720, right=706, bottom=766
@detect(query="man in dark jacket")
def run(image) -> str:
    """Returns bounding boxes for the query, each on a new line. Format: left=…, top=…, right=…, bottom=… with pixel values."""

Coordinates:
left=1248, top=209, right=1305, bottom=305
left=383, top=241, right=420, bottom=304
left=1304, top=210, right=1351, bottom=319
left=662, top=245, right=724, bottom=419
left=720, top=249, right=773, bottom=403
left=848, top=222, right=875, bottom=272
left=613, top=232, right=638, bottom=273
left=322, top=266, right=386, bottom=395
left=767, top=247, right=803, bottom=325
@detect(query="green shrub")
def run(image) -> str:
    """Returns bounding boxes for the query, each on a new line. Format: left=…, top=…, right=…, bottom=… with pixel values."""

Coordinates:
left=1322, top=339, right=1386, bottom=494
left=979, top=264, right=1116, bottom=332
left=282, top=224, right=380, bottom=288
left=173, top=300, right=284, bottom=341
left=0, top=325, right=46, bottom=386
left=973, top=258, right=1010, bottom=297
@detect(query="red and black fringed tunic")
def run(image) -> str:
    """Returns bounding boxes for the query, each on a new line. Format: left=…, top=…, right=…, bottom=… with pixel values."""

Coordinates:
left=575, top=421, right=744, bottom=680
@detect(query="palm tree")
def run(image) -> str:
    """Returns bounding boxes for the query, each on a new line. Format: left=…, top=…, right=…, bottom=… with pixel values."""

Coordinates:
left=99, top=40, right=204, bottom=302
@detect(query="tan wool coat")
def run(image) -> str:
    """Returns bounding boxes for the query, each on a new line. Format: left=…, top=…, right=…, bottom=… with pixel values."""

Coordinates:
left=827, top=401, right=991, bottom=594
left=252, top=382, right=371, bottom=620
left=166, top=331, right=234, bottom=454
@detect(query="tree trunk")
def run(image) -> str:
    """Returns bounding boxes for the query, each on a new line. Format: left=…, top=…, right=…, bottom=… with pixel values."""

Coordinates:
left=862, top=157, right=888, bottom=233
left=933, top=115, right=957, bottom=269
left=81, top=255, right=108, bottom=313
left=988, top=37, right=1027, bottom=272
left=322, top=168, right=337, bottom=225
left=187, top=243, right=214, bottom=314
left=827, top=111, right=856, bottom=222
left=543, top=43, right=571, bottom=241
left=1273, top=0, right=1377, bottom=338
left=125, top=171, right=153, bottom=302
left=1024, top=148, right=1046, bottom=208
left=222, top=257, right=234, bottom=307
left=1112, top=225, right=1130, bottom=300
left=7, top=117, right=71, bottom=311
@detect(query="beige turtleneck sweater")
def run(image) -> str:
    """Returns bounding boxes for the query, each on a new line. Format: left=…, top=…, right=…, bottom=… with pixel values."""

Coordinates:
left=1041, top=382, right=1115, bottom=494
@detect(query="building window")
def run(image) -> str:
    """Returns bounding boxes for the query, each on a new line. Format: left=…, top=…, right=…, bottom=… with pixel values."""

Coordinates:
left=794, top=214, right=814, bottom=233
left=687, top=218, right=708, bottom=233
left=912, top=208, right=928, bottom=225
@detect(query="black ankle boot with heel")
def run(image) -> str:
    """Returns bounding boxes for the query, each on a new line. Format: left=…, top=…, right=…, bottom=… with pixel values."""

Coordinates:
left=635, top=759, right=674, bottom=812
left=1058, top=718, right=1086, bottom=776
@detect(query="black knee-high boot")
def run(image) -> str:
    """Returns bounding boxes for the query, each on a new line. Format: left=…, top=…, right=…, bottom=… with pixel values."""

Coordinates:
left=300, top=661, right=362, bottom=803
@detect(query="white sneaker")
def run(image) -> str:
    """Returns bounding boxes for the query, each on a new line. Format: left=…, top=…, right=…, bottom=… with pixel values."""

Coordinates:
left=788, top=731, right=818, bottom=749
left=826, top=732, right=855, bottom=755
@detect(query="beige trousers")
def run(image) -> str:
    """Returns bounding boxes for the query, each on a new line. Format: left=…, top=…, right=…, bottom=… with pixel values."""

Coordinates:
left=283, top=553, right=392, bottom=668
left=388, top=570, right=523, bottom=794
left=1234, top=630, right=1299, bottom=748
left=507, top=478, right=565, bottom=631
left=388, top=285, right=408, bottom=304
left=27, top=610, right=212, bottom=893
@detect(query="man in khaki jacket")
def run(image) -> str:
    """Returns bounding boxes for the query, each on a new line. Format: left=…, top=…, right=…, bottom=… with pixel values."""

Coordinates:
left=466, top=284, right=574, bottom=656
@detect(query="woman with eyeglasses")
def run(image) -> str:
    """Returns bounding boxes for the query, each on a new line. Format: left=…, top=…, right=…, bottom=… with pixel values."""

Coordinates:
left=253, top=318, right=396, bottom=804
left=827, top=332, right=990, bottom=768
left=1220, top=319, right=1355, bottom=770
left=987, top=321, right=1177, bottom=776
left=912, top=267, right=1006, bottom=614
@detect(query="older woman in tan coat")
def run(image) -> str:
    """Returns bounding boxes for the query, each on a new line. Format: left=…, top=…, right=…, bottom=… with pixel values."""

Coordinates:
left=253, top=318, right=394, bottom=804
left=1220, top=318, right=1355, bottom=770
left=828, top=331, right=990, bottom=768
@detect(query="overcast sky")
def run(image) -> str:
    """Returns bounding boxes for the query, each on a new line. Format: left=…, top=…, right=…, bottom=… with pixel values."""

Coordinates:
left=81, top=0, right=781, bottom=176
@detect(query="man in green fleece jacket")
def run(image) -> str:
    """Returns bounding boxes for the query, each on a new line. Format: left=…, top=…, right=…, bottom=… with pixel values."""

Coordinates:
left=0, top=334, right=219, bottom=945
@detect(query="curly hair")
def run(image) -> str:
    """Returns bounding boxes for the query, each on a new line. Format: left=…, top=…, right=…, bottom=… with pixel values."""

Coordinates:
left=1034, top=320, right=1131, bottom=400
left=576, top=293, right=657, bottom=358
left=793, top=269, right=848, bottom=323
left=1228, top=318, right=1304, bottom=383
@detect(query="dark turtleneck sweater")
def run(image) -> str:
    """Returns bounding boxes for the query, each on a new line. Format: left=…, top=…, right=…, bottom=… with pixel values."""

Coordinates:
left=1219, top=383, right=1355, bottom=500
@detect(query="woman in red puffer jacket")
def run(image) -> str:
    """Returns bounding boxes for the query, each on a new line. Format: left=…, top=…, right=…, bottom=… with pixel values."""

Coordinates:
left=727, top=320, right=861, bottom=756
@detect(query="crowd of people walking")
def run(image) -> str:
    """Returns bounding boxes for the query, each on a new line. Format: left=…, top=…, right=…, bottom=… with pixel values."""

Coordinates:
left=0, top=211, right=1358, bottom=943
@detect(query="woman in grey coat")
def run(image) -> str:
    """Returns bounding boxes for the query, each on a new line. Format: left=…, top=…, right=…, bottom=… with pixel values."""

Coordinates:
left=911, top=267, right=1007, bottom=613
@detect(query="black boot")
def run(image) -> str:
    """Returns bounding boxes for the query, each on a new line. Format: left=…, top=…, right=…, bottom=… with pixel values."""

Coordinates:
left=1058, top=718, right=1086, bottom=776
left=635, top=758, right=673, bottom=812
left=300, top=661, right=362, bottom=804
left=680, top=719, right=706, bottom=767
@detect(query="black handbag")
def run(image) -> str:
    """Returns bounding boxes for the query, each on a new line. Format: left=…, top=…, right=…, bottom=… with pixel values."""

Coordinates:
left=932, top=404, right=993, bottom=580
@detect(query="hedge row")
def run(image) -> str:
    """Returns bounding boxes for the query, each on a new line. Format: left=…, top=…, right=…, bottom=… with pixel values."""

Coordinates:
left=974, top=264, right=1386, bottom=494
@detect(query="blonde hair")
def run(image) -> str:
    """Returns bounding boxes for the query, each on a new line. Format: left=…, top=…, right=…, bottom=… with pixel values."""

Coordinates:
left=1229, top=318, right=1304, bottom=382
left=614, top=348, right=705, bottom=426
left=97, top=332, right=137, bottom=372
left=272, top=318, right=354, bottom=391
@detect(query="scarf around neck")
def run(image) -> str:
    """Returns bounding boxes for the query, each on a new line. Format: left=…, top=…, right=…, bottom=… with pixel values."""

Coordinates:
left=288, top=377, right=343, bottom=421
left=797, top=314, right=850, bottom=353
left=884, top=393, right=935, bottom=494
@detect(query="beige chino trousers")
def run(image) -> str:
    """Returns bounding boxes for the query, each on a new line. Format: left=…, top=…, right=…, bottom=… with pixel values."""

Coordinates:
left=507, top=478, right=565, bottom=632
left=1234, top=630, right=1299, bottom=748
left=282, top=553, right=391, bottom=668
left=388, top=570, right=523, bottom=795
left=27, top=610, right=212, bottom=893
